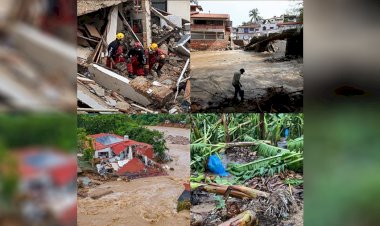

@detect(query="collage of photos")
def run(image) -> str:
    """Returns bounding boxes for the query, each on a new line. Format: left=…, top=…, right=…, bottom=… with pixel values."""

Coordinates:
left=75, top=0, right=303, bottom=225
left=0, top=0, right=303, bottom=226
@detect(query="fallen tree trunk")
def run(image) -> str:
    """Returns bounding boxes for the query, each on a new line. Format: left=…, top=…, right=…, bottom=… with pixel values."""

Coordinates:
left=225, top=141, right=266, bottom=148
left=191, top=182, right=269, bottom=199
left=218, top=210, right=258, bottom=226
left=244, top=28, right=300, bottom=51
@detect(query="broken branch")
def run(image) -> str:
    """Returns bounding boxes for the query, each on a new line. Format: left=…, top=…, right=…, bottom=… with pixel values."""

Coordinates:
left=191, top=182, right=269, bottom=199
left=218, top=210, right=258, bottom=226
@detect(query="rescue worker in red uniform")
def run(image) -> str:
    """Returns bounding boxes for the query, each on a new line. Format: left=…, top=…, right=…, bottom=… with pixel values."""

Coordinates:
left=126, top=42, right=146, bottom=78
left=106, top=33, right=125, bottom=68
left=145, top=43, right=166, bottom=77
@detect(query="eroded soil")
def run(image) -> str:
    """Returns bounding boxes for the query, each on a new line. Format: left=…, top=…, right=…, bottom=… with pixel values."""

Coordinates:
left=190, top=50, right=303, bottom=112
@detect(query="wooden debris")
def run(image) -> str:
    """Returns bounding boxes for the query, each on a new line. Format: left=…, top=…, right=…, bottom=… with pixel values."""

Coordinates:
left=77, top=108, right=119, bottom=113
left=84, top=24, right=101, bottom=39
left=191, top=182, right=269, bottom=199
left=89, top=189, right=113, bottom=199
left=119, top=10, right=142, bottom=45
left=77, top=76, right=96, bottom=84
left=218, top=210, right=258, bottom=226
left=131, top=103, right=156, bottom=114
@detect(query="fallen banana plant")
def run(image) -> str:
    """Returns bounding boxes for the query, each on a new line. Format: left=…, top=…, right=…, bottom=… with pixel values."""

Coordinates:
left=287, top=136, right=303, bottom=152
left=227, top=152, right=303, bottom=180
left=191, top=141, right=271, bottom=172
left=218, top=210, right=258, bottom=226
left=191, top=182, right=269, bottom=199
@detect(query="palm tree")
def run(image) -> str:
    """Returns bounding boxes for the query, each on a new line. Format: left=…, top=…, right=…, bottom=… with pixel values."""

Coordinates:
left=249, top=8, right=260, bottom=23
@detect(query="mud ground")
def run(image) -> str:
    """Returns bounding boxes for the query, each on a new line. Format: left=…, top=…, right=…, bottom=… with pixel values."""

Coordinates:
left=77, top=126, right=190, bottom=226
left=190, top=50, right=303, bottom=112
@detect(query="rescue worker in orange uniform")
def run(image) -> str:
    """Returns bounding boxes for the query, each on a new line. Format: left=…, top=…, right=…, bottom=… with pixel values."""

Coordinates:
left=107, top=33, right=125, bottom=68
left=126, top=42, right=146, bottom=78
left=145, top=43, right=166, bottom=77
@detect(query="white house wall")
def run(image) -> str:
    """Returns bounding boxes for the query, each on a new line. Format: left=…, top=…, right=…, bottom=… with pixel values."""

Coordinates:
left=95, top=147, right=113, bottom=158
left=167, top=1, right=190, bottom=21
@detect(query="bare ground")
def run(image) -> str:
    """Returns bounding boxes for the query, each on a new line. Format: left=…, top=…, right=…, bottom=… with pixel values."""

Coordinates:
left=190, top=50, right=303, bottom=112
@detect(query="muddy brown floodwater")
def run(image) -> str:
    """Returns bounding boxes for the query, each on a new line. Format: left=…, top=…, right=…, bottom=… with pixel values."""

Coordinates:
left=191, top=50, right=303, bottom=110
left=77, top=126, right=190, bottom=226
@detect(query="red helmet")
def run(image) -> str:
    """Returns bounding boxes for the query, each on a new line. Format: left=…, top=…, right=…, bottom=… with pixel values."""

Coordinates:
left=134, top=42, right=142, bottom=48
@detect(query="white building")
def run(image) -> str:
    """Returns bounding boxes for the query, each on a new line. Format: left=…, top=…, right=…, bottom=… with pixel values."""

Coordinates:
left=152, top=0, right=190, bottom=21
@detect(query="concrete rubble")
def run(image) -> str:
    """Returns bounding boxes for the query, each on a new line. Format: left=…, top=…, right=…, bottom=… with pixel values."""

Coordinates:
left=77, top=0, right=191, bottom=114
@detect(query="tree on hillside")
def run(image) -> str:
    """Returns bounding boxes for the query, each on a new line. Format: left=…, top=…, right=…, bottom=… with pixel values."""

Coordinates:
left=286, top=2, right=303, bottom=22
left=249, top=8, right=262, bottom=23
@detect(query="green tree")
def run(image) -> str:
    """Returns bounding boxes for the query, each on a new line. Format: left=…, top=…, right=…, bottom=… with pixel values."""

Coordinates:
left=248, top=8, right=262, bottom=23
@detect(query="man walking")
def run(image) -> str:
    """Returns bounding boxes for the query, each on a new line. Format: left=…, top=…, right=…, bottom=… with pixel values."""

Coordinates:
left=232, top=68, right=245, bottom=102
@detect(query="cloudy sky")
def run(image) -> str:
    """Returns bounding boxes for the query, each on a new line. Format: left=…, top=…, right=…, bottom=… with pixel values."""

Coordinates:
left=197, top=1, right=302, bottom=26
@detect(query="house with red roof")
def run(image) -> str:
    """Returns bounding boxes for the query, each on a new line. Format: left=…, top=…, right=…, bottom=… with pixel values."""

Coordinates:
left=88, top=133, right=157, bottom=176
left=15, top=148, right=77, bottom=225
left=89, top=133, right=154, bottom=160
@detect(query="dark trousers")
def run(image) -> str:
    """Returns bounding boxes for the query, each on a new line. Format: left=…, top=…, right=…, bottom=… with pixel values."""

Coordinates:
left=233, top=84, right=244, bottom=100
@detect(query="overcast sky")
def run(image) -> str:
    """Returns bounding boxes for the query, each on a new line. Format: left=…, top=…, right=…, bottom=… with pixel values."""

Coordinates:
left=197, top=1, right=302, bottom=26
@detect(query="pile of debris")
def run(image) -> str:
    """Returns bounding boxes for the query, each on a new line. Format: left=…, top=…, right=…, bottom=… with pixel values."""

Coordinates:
left=77, top=0, right=191, bottom=114
left=166, top=135, right=190, bottom=145
left=191, top=86, right=303, bottom=113
left=0, top=22, right=76, bottom=111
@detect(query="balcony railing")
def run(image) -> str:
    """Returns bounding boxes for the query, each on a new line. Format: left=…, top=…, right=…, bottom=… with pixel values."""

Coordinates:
left=191, top=24, right=225, bottom=30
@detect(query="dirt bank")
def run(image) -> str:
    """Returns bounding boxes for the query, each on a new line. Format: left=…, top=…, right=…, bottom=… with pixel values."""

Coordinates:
left=147, top=126, right=190, bottom=179
left=190, top=50, right=303, bottom=112
left=78, top=126, right=190, bottom=226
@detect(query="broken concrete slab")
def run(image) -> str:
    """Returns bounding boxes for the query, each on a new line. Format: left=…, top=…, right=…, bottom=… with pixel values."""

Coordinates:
left=175, top=34, right=190, bottom=57
left=129, top=77, right=173, bottom=106
left=77, top=83, right=114, bottom=113
left=88, top=83, right=105, bottom=97
left=105, top=96, right=117, bottom=107
left=116, top=101, right=131, bottom=112
left=106, top=6, right=118, bottom=45
left=88, top=64, right=152, bottom=106
left=77, top=0, right=128, bottom=16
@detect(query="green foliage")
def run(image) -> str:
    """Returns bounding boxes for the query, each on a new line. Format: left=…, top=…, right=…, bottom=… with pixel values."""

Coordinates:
left=0, top=142, right=19, bottom=210
left=191, top=113, right=303, bottom=174
left=0, top=114, right=76, bottom=152
left=284, top=178, right=303, bottom=186
left=228, top=152, right=303, bottom=181
left=214, top=196, right=226, bottom=210
left=287, top=136, right=304, bottom=152
left=77, top=115, right=168, bottom=156
left=214, top=176, right=236, bottom=186
left=248, top=8, right=262, bottom=23
left=130, top=114, right=189, bottom=125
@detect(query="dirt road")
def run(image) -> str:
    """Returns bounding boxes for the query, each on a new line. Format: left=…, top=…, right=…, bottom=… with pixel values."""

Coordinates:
left=77, top=126, right=190, bottom=226
left=191, top=50, right=303, bottom=110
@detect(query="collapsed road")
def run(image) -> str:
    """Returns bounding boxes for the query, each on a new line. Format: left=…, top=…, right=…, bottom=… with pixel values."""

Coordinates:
left=77, top=126, right=190, bottom=226
left=190, top=50, right=303, bottom=113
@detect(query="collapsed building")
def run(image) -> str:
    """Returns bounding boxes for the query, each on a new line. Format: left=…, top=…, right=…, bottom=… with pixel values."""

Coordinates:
left=15, top=149, right=77, bottom=225
left=0, top=0, right=76, bottom=112
left=77, top=0, right=191, bottom=114
left=89, top=133, right=165, bottom=178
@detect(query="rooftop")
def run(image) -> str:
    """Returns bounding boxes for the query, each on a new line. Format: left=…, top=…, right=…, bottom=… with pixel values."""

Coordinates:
left=89, top=133, right=151, bottom=152
left=191, top=13, right=230, bottom=20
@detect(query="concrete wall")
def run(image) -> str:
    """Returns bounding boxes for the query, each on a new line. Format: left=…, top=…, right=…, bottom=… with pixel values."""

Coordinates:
left=191, top=40, right=229, bottom=51
left=167, top=1, right=190, bottom=21
left=95, top=147, right=113, bottom=158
